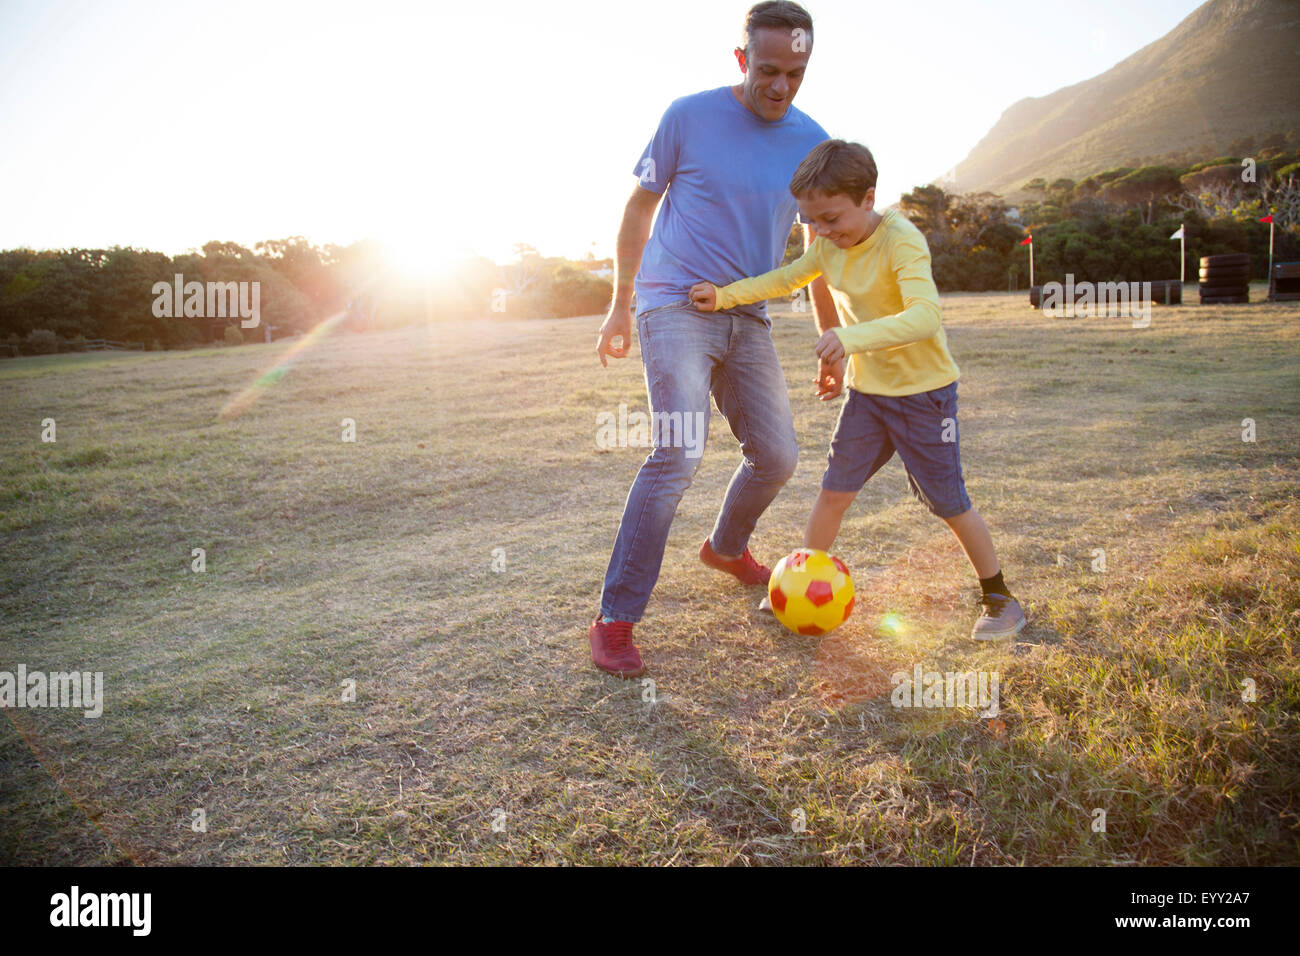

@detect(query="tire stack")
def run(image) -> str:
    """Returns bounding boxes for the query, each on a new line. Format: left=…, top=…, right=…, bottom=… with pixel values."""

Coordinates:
left=1199, top=254, right=1251, bottom=304
left=1269, top=262, right=1300, bottom=302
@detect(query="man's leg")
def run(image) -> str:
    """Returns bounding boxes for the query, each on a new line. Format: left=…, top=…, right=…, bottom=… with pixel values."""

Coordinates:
left=705, top=313, right=800, bottom=560
left=599, top=305, right=724, bottom=623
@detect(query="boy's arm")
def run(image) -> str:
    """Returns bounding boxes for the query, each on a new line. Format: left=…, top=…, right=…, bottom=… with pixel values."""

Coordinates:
left=832, top=232, right=942, bottom=354
left=714, top=241, right=823, bottom=310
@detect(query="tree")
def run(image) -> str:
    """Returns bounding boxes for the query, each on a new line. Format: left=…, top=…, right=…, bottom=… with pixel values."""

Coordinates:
left=783, top=221, right=804, bottom=265
left=1174, top=164, right=1246, bottom=218
left=898, top=184, right=1021, bottom=290
left=898, top=184, right=949, bottom=236
left=255, top=236, right=342, bottom=315
left=1076, top=167, right=1133, bottom=198
left=547, top=265, right=612, bottom=318
left=1261, top=169, right=1300, bottom=228
left=1100, top=166, right=1183, bottom=225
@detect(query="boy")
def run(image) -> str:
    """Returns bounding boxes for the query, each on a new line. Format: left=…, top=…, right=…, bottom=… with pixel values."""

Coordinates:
left=689, top=139, right=1026, bottom=639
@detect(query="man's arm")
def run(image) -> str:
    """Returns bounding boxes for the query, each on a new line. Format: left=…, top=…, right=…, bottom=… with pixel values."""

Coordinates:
left=806, top=225, right=844, bottom=401
left=596, top=184, right=661, bottom=367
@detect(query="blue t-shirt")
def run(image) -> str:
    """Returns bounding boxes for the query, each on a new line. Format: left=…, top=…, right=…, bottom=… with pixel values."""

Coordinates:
left=632, top=86, right=828, bottom=323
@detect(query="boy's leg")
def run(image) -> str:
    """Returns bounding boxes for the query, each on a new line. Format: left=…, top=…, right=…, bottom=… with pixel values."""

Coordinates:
left=599, top=304, right=726, bottom=623
left=818, top=388, right=897, bottom=527
left=887, top=381, right=1025, bottom=639
left=804, top=488, right=858, bottom=552
left=942, top=507, right=999, bottom=579
left=757, top=389, right=892, bottom=612
left=704, top=313, right=800, bottom=561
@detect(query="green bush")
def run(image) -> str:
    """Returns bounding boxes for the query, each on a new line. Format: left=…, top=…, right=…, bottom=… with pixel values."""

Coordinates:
left=546, top=266, right=612, bottom=318
left=25, top=329, right=59, bottom=354
left=223, top=326, right=243, bottom=346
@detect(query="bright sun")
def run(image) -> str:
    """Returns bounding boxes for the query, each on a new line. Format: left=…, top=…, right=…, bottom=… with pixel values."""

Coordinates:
left=381, top=228, right=464, bottom=282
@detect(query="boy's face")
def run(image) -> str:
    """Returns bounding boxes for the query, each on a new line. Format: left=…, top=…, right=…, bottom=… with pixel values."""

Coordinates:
left=798, top=189, right=877, bottom=249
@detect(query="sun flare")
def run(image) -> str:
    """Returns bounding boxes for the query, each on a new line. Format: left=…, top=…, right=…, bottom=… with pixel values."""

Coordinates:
left=380, top=229, right=464, bottom=283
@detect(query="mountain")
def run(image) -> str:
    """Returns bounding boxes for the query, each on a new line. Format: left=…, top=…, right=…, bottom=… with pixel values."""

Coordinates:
left=949, top=0, right=1300, bottom=197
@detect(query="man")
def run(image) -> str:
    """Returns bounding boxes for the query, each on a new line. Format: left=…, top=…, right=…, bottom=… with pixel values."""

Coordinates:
left=589, top=1, right=839, bottom=678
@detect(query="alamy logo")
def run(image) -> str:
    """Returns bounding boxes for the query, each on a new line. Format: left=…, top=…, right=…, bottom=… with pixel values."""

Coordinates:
left=891, top=665, right=1000, bottom=717
left=595, top=403, right=708, bottom=459
left=50, top=886, right=150, bottom=936
left=0, top=665, right=103, bottom=718
left=152, top=274, right=260, bottom=327
left=1040, top=274, right=1152, bottom=327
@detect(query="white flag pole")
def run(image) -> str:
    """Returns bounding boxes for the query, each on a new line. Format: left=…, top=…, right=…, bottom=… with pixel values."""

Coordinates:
left=1029, top=239, right=1034, bottom=290
left=1180, top=222, right=1185, bottom=286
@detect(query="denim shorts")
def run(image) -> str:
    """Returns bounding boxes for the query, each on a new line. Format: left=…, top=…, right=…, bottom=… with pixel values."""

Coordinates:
left=822, top=381, right=972, bottom=519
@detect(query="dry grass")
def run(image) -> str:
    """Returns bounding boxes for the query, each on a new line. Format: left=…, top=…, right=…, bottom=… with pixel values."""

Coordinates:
left=1, top=287, right=1297, bottom=865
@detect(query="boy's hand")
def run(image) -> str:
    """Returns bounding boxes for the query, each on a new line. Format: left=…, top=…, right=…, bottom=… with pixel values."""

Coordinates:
left=689, top=282, right=718, bottom=311
left=815, top=328, right=846, bottom=366
left=815, top=356, right=844, bottom=401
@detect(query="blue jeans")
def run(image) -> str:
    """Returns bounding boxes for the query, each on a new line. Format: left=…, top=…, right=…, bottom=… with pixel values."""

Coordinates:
left=600, top=301, right=799, bottom=623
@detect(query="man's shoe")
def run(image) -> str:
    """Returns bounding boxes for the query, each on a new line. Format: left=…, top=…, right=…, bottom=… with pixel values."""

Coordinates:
left=588, top=617, right=646, bottom=678
left=699, top=538, right=772, bottom=586
left=972, top=593, right=1026, bottom=641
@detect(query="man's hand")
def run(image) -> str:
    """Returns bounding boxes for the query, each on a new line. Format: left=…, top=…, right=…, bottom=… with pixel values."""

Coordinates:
left=689, top=282, right=718, bottom=311
left=815, top=355, right=844, bottom=402
left=815, top=328, right=846, bottom=366
left=596, top=302, right=633, bottom=367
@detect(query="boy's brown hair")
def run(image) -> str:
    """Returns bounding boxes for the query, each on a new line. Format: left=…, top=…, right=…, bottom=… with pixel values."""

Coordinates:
left=789, top=139, right=878, bottom=205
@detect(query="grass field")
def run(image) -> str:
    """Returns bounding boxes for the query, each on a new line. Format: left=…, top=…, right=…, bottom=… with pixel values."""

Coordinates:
left=2, top=286, right=1298, bottom=865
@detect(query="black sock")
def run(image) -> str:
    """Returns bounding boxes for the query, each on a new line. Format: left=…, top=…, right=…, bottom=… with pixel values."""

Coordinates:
left=979, top=570, right=1009, bottom=598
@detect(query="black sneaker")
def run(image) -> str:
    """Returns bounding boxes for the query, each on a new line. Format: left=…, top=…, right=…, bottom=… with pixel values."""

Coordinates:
left=972, top=593, right=1026, bottom=640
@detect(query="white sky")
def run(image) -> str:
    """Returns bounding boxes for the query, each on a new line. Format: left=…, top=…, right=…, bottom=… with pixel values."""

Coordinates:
left=0, top=0, right=1205, bottom=264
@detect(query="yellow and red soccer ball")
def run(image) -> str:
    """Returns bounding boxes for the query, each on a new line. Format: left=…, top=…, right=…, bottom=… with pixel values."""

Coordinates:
left=768, top=548, right=855, bottom=636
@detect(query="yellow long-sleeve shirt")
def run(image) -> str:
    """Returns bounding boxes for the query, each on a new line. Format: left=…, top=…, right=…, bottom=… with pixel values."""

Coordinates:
left=714, top=209, right=959, bottom=396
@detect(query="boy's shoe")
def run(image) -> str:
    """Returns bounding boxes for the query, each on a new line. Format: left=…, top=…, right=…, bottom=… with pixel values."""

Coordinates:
left=758, top=593, right=773, bottom=613
left=972, top=593, right=1026, bottom=641
left=699, top=539, right=771, bottom=586
left=588, top=617, right=646, bottom=678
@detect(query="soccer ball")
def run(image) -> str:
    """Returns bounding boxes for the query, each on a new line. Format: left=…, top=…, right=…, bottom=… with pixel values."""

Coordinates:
left=768, top=548, right=855, bottom=636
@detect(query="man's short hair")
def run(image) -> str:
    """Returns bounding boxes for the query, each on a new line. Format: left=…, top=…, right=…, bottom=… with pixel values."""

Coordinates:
left=790, top=139, right=878, bottom=205
left=741, top=1, right=813, bottom=52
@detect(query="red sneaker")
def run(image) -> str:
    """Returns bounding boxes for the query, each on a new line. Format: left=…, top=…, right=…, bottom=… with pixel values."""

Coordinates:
left=588, top=617, right=646, bottom=678
left=699, top=538, right=772, bottom=586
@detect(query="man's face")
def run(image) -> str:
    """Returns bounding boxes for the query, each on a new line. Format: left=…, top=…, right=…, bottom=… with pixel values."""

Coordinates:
left=798, top=189, right=876, bottom=248
left=734, top=27, right=810, bottom=121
